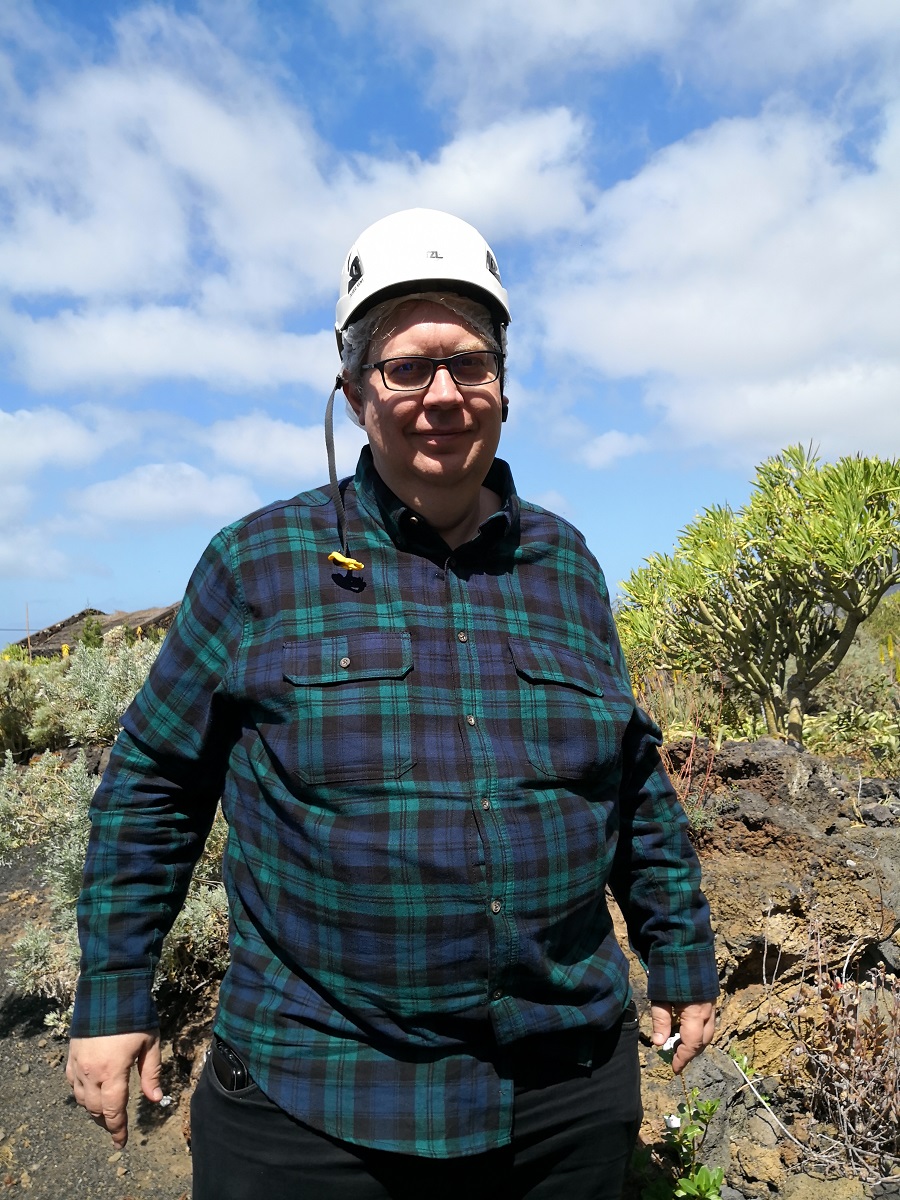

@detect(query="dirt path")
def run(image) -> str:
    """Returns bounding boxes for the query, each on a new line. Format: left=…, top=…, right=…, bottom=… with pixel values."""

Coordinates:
left=0, top=850, right=193, bottom=1200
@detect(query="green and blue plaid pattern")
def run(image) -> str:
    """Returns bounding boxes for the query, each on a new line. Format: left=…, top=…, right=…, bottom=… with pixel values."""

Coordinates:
left=73, top=447, right=717, bottom=1158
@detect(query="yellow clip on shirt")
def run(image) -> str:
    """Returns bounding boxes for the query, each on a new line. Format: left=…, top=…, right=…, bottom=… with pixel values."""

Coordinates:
left=328, top=551, right=365, bottom=572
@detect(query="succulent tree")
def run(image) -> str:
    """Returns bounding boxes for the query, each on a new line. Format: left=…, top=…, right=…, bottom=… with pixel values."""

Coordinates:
left=617, top=445, right=900, bottom=741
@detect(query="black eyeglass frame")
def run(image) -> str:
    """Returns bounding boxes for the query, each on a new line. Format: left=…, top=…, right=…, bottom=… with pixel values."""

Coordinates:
left=361, top=351, right=502, bottom=392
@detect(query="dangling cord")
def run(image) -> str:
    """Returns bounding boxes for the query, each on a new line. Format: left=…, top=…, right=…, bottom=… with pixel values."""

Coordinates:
left=325, top=375, right=364, bottom=572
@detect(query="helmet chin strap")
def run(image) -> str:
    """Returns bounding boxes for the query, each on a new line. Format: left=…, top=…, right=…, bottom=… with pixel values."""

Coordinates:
left=324, top=375, right=353, bottom=563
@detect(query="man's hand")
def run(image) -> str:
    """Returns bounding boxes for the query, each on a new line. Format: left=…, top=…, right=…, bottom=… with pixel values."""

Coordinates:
left=650, top=1001, right=716, bottom=1074
left=66, top=1031, right=162, bottom=1148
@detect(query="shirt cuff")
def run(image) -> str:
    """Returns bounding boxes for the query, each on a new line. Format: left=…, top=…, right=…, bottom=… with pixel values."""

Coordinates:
left=646, top=944, right=720, bottom=1004
left=70, top=970, right=159, bottom=1037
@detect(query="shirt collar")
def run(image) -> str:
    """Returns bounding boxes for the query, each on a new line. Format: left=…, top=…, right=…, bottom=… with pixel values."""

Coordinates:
left=353, top=445, right=520, bottom=561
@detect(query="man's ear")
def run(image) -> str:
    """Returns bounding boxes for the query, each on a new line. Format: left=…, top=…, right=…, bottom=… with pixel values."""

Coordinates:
left=501, top=395, right=509, bottom=423
left=342, top=377, right=365, bottom=424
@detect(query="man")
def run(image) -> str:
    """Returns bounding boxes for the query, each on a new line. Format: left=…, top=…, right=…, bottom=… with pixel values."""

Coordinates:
left=67, top=209, right=717, bottom=1199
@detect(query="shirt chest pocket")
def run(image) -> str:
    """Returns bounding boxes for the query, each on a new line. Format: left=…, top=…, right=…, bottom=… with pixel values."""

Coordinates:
left=282, top=632, right=415, bottom=785
left=507, top=637, right=632, bottom=781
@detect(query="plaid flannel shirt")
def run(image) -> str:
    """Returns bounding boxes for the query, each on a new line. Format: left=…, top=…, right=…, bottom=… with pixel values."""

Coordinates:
left=72, top=446, right=717, bottom=1158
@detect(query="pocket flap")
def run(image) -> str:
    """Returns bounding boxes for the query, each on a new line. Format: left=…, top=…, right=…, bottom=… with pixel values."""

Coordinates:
left=284, top=631, right=413, bottom=685
left=507, top=637, right=610, bottom=697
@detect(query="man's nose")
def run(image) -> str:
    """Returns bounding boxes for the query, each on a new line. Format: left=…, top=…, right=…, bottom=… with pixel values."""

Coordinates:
left=423, top=363, right=463, bottom=403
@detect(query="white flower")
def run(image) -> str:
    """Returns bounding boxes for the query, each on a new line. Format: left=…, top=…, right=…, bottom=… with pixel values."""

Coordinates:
left=665, top=1114, right=682, bottom=1130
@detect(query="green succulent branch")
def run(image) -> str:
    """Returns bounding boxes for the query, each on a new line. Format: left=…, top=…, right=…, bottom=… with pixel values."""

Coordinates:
left=618, top=445, right=900, bottom=742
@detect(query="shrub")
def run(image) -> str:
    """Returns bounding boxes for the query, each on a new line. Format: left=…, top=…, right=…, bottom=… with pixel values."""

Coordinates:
left=3, top=752, right=96, bottom=1018
left=158, top=882, right=230, bottom=992
left=77, top=616, right=105, bottom=649
left=0, top=749, right=93, bottom=864
left=1, top=643, right=31, bottom=663
left=862, top=589, right=900, bottom=646
left=7, top=922, right=81, bottom=1008
left=803, top=706, right=900, bottom=773
left=1, top=637, right=160, bottom=758
left=780, top=960, right=900, bottom=1181
left=0, top=656, right=67, bottom=756
left=804, top=596, right=900, bottom=771
left=811, top=628, right=899, bottom=717
left=0, top=661, right=40, bottom=757
left=3, top=751, right=230, bottom=1031
left=634, top=668, right=758, bottom=746
left=29, top=639, right=160, bottom=747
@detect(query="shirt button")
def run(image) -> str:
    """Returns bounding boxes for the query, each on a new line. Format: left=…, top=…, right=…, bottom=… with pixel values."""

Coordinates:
left=481, top=798, right=490, bottom=810
left=490, top=898, right=502, bottom=914
left=492, top=989, right=503, bottom=1001
left=407, top=515, right=420, bottom=527
left=339, top=657, right=351, bottom=668
left=457, top=631, right=468, bottom=643
left=466, top=714, right=476, bottom=726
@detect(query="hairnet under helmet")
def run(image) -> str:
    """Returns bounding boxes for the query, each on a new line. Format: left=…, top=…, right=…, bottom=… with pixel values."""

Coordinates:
left=335, top=208, right=511, bottom=352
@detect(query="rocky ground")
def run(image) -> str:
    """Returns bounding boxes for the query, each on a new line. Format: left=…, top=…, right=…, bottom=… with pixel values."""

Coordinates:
left=626, top=737, right=900, bottom=1200
left=1, top=737, right=899, bottom=1199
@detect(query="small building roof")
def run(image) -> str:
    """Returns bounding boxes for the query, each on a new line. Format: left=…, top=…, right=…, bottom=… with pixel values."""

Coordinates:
left=16, top=605, right=180, bottom=658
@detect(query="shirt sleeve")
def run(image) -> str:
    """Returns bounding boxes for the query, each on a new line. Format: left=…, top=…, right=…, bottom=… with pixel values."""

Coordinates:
left=606, top=663, right=720, bottom=1005
left=70, top=527, right=245, bottom=1037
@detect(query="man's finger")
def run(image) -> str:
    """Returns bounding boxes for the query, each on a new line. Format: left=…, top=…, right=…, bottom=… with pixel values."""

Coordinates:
left=101, top=1077, right=131, bottom=1146
left=137, top=1036, right=164, bottom=1104
left=70, top=1073, right=130, bottom=1146
left=649, top=1002, right=674, bottom=1046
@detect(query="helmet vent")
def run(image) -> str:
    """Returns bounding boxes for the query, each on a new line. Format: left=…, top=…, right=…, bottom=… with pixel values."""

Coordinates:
left=347, top=255, right=363, bottom=293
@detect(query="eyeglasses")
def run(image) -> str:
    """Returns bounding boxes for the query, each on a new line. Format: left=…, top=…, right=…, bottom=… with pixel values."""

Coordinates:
left=362, top=351, right=501, bottom=392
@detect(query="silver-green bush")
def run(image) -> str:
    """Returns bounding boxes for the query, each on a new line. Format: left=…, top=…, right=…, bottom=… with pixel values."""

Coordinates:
left=0, top=656, right=67, bottom=756
left=4, top=750, right=230, bottom=1033
left=30, top=639, right=161, bottom=747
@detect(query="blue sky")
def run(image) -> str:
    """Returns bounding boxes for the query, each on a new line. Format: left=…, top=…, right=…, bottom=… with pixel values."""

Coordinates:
left=2, top=0, right=899, bottom=643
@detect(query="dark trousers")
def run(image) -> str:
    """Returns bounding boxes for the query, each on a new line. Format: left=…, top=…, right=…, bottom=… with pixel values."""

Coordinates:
left=190, top=1013, right=641, bottom=1200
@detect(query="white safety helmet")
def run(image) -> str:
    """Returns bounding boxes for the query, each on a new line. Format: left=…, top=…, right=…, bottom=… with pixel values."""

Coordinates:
left=335, top=208, right=510, bottom=352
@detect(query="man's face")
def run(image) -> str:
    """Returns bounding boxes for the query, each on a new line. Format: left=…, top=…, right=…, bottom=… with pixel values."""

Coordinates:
left=345, top=300, right=504, bottom=504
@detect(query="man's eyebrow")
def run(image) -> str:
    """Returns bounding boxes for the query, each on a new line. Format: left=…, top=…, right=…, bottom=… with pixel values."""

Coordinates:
left=386, top=343, right=491, bottom=357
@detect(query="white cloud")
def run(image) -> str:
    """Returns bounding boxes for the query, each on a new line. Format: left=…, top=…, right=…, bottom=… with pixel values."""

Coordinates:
left=649, top=360, right=900, bottom=465
left=577, top=431, right=649, bottom=470
left=336, top=109, right=593, bottom=243
left=0, top=481, right=30, bottom=520
left=1, top=308, right=338, bottom=391
left=205, top=411, right=368, bottom=484
left=340, top=0, right=900, bottom=115
left=541, top=106, right=900, bottom=378
left=681, top=0, right=900, bottom=94
left=530, top=489, right=572, bottom=518
left=333, top=0, right=699, bottom=114
left=0, top=526, right=71, bottom=580
left=0, top=405, right=142, bottom=478
left=533, top=101, right=900, bottom=459
left=74, top=462, right=260, bottom=525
